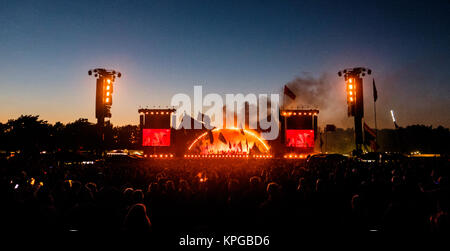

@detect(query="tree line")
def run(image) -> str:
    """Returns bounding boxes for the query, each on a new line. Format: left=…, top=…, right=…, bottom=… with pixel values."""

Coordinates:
left=0, top=115, right=139, bottom=157
left=1, top=115, right=449, bottom=158
left=322, top=125, right=450, bottom=154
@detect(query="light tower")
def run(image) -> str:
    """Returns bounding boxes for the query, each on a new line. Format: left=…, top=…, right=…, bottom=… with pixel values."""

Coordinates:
left=88, top=68, right=122, bottom=146
left=338, top=67, right=371, bottom=155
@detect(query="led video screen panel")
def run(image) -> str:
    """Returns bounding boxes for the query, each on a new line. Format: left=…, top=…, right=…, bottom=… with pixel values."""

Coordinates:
left=142, top=129, right=171, bottom=146
left=286, top=115, right=313, bottom=129
left=145, top=115, right=171, bottom=129
left=285, top=129, right=314, bottom=148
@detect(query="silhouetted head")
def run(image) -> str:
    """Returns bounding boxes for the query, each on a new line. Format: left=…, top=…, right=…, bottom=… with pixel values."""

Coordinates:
left=266, top=182, right=281, bottom=200
left=124, top=203, right=151, bottom=232
left=297, top=177, right=305, bottom=192
left=79, top=186, right=94, bottom=203
left=351, top=194, right=360, bottom=211
left=71, top=181, right=82, bottom=194
left=85, top=182, right=97, bottom=194
left=165, top=180, right=176, bottom=193
left=178, top=179, right=191, bottom=193
left=249, top=176, right=261, bottom=190
left=122, top=187, right=134, bottom=205
left=63, top=180, right=72, bottom=192
left=132, top=189, right=144, bottom=204
left=147, top=182, right=159, bottom=194
left=315, top=178, right=324, bottom=192
left=228, top=179, right=240, bottom=194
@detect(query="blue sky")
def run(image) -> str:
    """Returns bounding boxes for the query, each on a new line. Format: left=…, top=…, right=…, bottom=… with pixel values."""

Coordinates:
left=0, top=0, right=449, bottom=128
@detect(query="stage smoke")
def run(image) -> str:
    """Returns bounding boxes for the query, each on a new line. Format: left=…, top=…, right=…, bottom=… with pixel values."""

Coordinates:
left=284, top=73, right=351, bottom=128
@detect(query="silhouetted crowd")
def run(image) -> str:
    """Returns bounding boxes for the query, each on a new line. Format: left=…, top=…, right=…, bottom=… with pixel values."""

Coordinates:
left=0, top=155, right=448, bottom=236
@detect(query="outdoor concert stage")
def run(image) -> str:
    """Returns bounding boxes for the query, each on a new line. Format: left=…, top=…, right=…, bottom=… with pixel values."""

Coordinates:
left=138, top=107, right=319, bottom=159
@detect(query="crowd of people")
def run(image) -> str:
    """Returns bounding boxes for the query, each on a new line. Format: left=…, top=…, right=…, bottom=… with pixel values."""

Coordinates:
left=0, top=155, right=448, bottom=236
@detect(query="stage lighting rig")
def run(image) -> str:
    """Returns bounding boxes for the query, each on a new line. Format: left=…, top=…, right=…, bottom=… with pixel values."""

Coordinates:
left=338, top=67, right=371, bottom=155
left=88, top=68, right=122, bottom=153
left=88, top=68, right=122, bottom=126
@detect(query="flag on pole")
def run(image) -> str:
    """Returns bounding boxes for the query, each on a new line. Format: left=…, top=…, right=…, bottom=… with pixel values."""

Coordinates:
left=284, top=85, right=296, bottom=100
left=373, top=79, right=378, bottom=102
left=207, top=129, right=214, bottom=144
left=364, top=122, right=376, bottom=138
left=319, top=132, right=324, bottom=148
left=363, top=122, right=378, bottom=151
left=394, top=122, right=399, bottom=129
left=218, top=132, right=227, bottom=144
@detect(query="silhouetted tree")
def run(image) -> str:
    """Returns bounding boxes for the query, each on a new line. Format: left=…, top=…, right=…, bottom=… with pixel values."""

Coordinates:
left=62, top=118, right=99, bottom=151
left=1, top=115, right=449, bottom=156
left=1, top=115, right=52, bottom=158
left=113, top=125, right=140, bottom=149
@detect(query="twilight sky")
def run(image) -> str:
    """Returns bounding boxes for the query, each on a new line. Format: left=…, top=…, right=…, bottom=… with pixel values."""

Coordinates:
left=0, top=0, right=449, bottom=128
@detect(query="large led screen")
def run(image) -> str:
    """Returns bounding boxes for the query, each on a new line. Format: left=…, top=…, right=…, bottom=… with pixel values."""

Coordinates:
left=142, top=129, right=171, bottom=146
left=285, top=129, right=314, bottom=148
